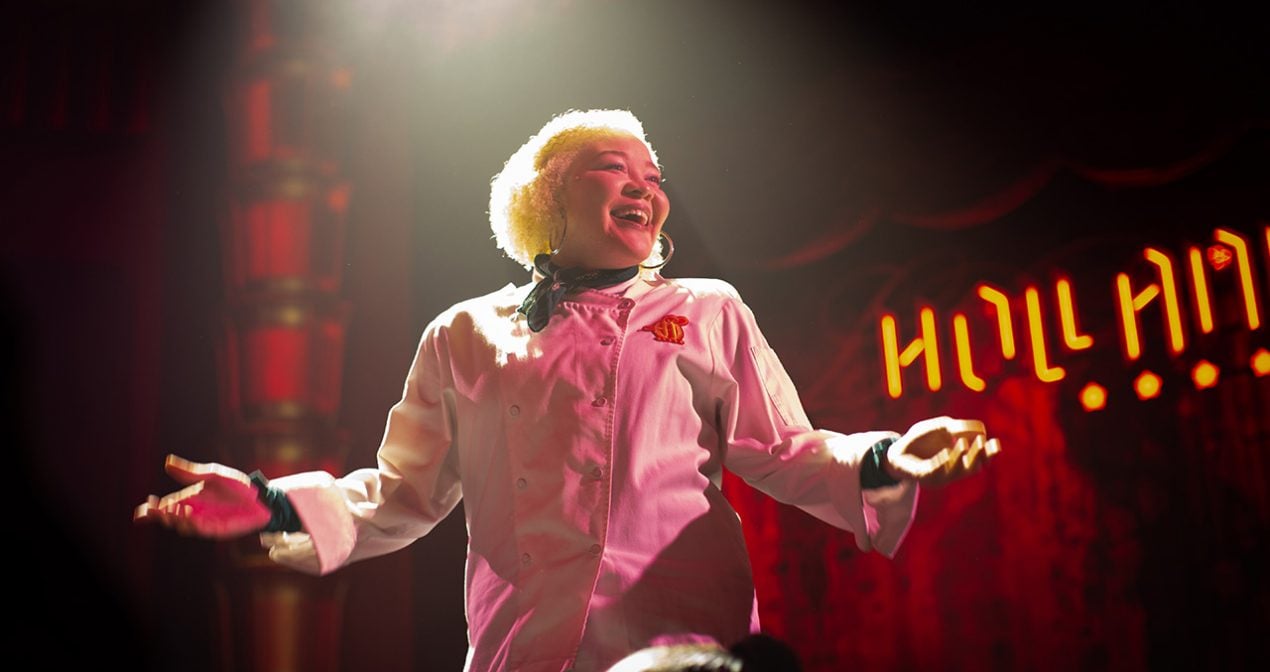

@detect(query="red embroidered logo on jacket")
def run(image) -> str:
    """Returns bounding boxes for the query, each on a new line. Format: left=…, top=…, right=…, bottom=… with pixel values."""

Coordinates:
left=640, top=315, right=690, bottom=344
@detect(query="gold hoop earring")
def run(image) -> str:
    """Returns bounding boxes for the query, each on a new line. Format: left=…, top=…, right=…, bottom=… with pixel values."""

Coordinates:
left=549, top=215, right=569, bottom=256
left=640, top=231, right=675, bottom=270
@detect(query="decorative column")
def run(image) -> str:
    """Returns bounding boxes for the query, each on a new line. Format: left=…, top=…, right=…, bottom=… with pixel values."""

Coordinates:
left=216, top=1, right=352, bottom=669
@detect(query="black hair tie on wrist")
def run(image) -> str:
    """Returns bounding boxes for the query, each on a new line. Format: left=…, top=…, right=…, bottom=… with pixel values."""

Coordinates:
left=860, top=436, right=902, bottom=490
left=248, top=470, right=303, bottom=533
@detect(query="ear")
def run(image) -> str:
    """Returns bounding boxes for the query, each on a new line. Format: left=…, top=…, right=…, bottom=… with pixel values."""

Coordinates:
left=548, top=212, right=568, bottom=255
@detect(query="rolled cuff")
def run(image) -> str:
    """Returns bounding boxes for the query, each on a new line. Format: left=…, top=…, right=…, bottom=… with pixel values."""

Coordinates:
left=826, top=431, right=920, bottom=558
left=859, top=477, right=919, bottom=558
left=258, top=471, right=357, bottom=576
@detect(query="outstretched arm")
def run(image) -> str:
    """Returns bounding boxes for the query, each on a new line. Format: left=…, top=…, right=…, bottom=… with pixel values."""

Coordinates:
left=709, top=289, right=1000, bottom=556
left=135, top=319, right=464, bottom=576
left=134, top=454, right=271, bottom=539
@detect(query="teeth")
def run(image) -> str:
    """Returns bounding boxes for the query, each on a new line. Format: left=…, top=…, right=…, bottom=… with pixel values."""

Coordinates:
left=612, top=207, right=648, bottom=224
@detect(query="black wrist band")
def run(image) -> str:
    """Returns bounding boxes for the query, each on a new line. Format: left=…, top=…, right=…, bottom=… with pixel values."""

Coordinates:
left=248, top=470, right=304, bottom=533
left=860, top=437, right=902, bottom=490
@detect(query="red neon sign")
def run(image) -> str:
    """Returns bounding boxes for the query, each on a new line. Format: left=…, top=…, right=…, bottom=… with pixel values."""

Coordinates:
left=881, top=226, right=1267, bottom=401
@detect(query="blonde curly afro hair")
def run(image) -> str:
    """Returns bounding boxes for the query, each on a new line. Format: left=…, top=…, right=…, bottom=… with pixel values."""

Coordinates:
left=488, top=109, right=662, bottom=270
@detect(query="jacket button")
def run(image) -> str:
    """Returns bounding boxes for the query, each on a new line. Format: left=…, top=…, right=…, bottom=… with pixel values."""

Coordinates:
left=521, top=553, right=532, bottom=566
left=599, top=337, right=614, bottom=346
left=508, top=405, right=520, bottom=416
left=592, top=396, right=608, bottom=407
left=617, top=298, right=635, bottom=310
left=591, top=467, right=603, bottom=479
left=589, top=544, right=602, bottom=555
left=516, top=478, right=527, bottom=490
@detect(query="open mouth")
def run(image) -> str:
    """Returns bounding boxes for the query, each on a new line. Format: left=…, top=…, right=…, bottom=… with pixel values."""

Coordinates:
left=611, top=206, right=650, bottom=227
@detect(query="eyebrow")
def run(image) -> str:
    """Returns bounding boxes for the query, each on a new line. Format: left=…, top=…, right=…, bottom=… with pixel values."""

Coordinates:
left=594, top=150, right=660, bottom=171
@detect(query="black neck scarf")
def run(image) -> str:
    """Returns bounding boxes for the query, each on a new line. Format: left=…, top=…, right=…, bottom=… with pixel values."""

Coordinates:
left=517, top=253, right=639, bottom=332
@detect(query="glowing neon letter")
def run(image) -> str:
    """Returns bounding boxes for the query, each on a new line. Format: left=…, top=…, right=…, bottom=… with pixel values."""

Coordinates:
left=1055, top=278, right=1093, bottom=350
left=952, top=312, right=986, bottom=392
left=1116, top=247, right=1183, bottom=360
left=1188, top=247, right=1214, bottom=335
left=977, top=284, right=1016, bottom=360
left=1214, top=228, right=1261, bottom=330
left=1025, top=286, right=1065, bottom=382
left=880, top=307, right=942, bottom=398
left=1145, top=248, right=1185, bottom=353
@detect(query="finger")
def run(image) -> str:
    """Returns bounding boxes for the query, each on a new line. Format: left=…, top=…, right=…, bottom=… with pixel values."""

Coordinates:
left=166, top=455, right=252, bottom=489
left=164, top=454, right=212, bottom=486
left=134, top=497, right=158, bottom=522
left=137, top=500, right=180, bottom=529
left=936, top=437, right=965, bottom=482
left=944, top=418, right=986, bottom=438
left=961, top=435, right=986, bottom=471
left=943, top=436, right=968, bottom=474
left=157, top=481, right=206, bottom=510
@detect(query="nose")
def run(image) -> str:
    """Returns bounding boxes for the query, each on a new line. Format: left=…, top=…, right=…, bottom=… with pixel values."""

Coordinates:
left=622, top=178, right=653, bottom=200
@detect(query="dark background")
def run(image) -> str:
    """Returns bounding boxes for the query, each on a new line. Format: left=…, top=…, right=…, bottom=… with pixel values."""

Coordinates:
left=3, top=1, right=1267, bottom=669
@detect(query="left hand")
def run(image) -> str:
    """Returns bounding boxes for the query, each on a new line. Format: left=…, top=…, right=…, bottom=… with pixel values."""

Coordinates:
left=884, top=416, right=1001, bottom=487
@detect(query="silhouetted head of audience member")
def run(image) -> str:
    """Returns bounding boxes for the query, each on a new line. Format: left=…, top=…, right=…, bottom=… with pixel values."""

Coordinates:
left=729, top=634, right=802, bottom=672
left=607, top=644, right=743, bottom=672
left=607, top=633, right=802, bottom=672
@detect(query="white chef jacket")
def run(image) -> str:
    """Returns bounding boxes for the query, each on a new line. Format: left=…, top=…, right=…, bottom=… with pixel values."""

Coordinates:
left=262, top=273, right=919, bottom=672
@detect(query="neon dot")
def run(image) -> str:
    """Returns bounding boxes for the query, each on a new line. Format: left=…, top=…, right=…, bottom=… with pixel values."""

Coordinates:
left=1192, top=361, right=1219, bottom=389
left=1252, top=349, right=1270, bottom=377
left=1079, top=382, right=1107, bottom=412
left=1207, top=244, right=1233, bottom=271
left=1134, top=370, right=1162, bottom=400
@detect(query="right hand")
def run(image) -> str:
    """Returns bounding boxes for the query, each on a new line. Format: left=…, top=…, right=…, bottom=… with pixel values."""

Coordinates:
left=133, top=454, right=271, bottom=539
left=885, top=416, right=1002, bottom=488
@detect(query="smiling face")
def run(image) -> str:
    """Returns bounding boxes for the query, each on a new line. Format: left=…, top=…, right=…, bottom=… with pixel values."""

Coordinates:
left=551, top=134, right=670, bottom=271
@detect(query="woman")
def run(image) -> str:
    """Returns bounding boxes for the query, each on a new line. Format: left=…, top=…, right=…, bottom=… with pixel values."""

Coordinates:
left=137, top=109, right=1000, bottom=672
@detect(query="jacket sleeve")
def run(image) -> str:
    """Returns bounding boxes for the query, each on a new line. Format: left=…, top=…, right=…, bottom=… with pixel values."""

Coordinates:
left=708, top=289, right=919, bottom=558
left=259, top=321, right=463, bottom=575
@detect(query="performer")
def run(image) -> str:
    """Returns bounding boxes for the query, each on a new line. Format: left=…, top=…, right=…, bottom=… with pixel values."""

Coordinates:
left=136, top=109, right=1000, bottom=672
